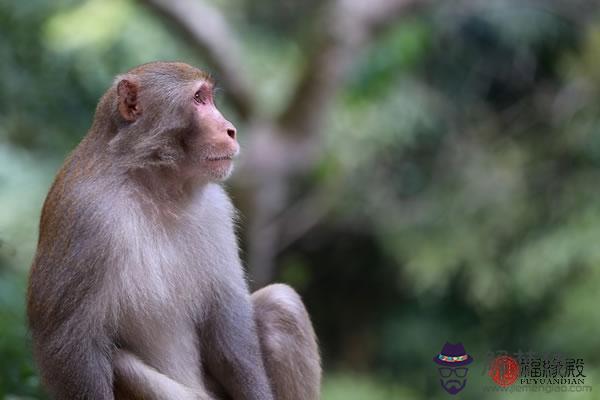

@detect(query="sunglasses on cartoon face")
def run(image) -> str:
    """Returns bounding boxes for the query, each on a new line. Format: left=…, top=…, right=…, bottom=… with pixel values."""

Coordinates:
left=438, top=367, right=468, bottom=378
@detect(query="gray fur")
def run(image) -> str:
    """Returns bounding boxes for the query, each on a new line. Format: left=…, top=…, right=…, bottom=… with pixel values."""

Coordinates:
left=27, top=62, right=320, bottom=400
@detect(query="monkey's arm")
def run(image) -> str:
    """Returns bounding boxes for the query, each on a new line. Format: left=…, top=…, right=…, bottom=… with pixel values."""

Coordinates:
left=114, top=349, right=210, bottom=400
left=27, top=191, right=116, bottom=400
left=203, top=289, right=274, bottom=400
left=28, top=264, right=115, bottom=400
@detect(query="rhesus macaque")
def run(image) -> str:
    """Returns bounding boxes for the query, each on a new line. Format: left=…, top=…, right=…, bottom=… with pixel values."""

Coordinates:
left=27, top=62, right=321, bottom=400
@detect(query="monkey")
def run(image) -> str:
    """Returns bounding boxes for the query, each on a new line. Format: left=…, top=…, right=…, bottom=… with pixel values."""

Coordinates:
left=27, top=61, right=321, bottom=400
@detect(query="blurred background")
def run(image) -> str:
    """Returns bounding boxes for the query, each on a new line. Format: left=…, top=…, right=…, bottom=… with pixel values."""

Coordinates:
left=2, top=0, right=600, bottom=398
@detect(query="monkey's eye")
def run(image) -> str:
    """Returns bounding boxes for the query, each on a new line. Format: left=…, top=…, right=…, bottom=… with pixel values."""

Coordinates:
left=194, top=90, right=206, bottom=104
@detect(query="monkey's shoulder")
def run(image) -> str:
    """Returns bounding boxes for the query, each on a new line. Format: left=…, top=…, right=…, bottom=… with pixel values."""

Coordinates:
left=29, top=178, right=119, bottom=326
left=37, top=173, right=119, bottom=255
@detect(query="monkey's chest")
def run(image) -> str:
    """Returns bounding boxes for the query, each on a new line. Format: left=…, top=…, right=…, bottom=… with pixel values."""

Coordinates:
left=114, top=236, right=214, bottom=317
left=115, top=249, right=207, bottom=388
left=110, top=191, right=243, bottom=345
left=111, top=238, right=213, bottom=376
left=112, top=218, right=242, bottom=322
left=112, top=226, right=241, bottom=385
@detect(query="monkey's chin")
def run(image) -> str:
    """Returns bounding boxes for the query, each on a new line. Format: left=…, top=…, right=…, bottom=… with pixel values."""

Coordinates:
left=203, top=160, right=234, bottom=181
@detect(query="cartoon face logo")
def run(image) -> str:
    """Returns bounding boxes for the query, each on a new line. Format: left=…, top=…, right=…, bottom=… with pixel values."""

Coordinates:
left=438, top=365, right=469, bottom=394
left=433, top=342, right=474, bottom=395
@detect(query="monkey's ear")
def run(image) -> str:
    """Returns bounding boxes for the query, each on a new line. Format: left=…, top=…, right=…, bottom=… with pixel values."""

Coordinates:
left=117, top=78, right=142, bottom=122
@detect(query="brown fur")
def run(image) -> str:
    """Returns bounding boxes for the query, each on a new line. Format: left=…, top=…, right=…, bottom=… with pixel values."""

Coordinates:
left=27, top=62, right=321, bottom=400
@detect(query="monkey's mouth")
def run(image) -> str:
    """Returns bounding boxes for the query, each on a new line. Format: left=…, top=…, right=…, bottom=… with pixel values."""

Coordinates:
left=206, top=155, right=234, bottom=162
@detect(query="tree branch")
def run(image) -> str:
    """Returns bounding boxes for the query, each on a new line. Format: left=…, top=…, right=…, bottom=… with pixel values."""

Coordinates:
left=139, top=0, right=256, bottom=119
left=278, top=0, right=428, bottom=137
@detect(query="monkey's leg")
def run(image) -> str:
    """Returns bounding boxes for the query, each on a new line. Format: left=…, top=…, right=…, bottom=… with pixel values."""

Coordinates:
left=202, top=287, right=275, bottom=400
left=252, top=284, right=322, bottom=400
left=113, top=349, right=212, bottom=400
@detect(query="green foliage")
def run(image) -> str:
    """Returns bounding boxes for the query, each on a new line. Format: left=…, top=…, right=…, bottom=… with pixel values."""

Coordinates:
left=0, top=271, right=43, bottom=399
left=322, top=373, right=418, bottom=400
left=2, top=0, right=600, bottom=398
left=283, top=0, right=600, bottom=396
left=0, top=145, right=54, bottom=398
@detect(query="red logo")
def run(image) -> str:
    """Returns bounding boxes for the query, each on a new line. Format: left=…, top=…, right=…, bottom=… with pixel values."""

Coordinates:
left=488, top=355, right=520, bottom=387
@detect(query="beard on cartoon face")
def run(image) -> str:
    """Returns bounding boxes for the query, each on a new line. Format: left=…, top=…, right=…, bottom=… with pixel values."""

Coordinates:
left=438, top=367, right=469, bottom=395
left=440, top=377, right=467, bottom=395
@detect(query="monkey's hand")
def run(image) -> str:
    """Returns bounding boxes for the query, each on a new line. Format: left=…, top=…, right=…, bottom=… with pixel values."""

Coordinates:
left=114, top=349, right=214, bottom=400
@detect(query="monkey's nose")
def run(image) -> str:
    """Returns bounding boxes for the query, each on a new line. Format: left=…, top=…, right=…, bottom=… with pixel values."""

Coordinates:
left=227, top=128, right=236, bottom=140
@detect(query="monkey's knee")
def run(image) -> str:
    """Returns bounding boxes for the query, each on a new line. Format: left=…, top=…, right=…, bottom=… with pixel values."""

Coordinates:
left=252, top=284, right=321, bottom=400
left=252, top=284, right=314, bottom=347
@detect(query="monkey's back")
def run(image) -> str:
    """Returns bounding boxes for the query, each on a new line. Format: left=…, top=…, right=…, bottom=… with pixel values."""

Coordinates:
left=27, top=139, right=128, bottom=397
left=28, top=140, right=115, bottom=328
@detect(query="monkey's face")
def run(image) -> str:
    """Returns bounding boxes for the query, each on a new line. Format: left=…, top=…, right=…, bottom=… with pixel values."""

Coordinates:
left=112, top=63, right=240, bottom=182
left=185, top=80, right=239, bottom=182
